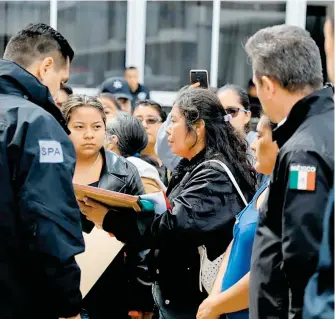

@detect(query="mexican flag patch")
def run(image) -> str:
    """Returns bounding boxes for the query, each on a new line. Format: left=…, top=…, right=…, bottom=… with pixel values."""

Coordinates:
left=289, top=164, right=316, bottom=191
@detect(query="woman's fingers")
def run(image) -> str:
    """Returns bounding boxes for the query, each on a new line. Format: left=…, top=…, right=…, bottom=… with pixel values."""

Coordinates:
left=190, top=82, right=201, bottom=88
left=83, top=197, right=96, bottom=207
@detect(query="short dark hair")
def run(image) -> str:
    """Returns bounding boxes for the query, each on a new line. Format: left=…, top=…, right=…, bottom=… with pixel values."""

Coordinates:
left=245, top=25, right=323, bottom=93
left=125, top=66, right=137, bottom=71
left=326, top=4, right=334, bottom=32
left=134, top=99, right=167, bottom=122
left=60, top=84, right=73, bottom=96
left=4, top=23, right=74, bottom=69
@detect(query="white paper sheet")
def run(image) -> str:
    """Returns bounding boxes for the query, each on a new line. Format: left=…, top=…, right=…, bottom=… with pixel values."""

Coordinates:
left=75, top=227, right=125, bottom=297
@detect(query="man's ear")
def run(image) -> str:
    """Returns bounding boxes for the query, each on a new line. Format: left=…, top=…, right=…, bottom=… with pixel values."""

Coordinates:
left=260, top=75, right=276, bottom=100
left=37, top=57, right=55, bottom=82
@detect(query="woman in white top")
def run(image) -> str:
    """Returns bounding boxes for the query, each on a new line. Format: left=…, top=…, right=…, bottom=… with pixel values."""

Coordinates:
left=106, top=112, right=166, bottom=193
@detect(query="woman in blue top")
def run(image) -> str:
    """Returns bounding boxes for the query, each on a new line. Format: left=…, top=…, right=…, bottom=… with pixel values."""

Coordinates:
left=196, top=115, right=279, bottom=319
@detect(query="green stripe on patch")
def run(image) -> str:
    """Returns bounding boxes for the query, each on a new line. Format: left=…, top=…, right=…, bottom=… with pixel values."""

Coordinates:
left=289, top=170, right=299, bottom=189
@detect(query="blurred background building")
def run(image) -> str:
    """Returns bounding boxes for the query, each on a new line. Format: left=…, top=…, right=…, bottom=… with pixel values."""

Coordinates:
left=0, top=0, right=332, bottom=106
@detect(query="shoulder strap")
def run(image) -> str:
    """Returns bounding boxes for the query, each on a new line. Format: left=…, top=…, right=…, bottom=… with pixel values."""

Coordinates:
left=195, top=159, right=248, bottom=206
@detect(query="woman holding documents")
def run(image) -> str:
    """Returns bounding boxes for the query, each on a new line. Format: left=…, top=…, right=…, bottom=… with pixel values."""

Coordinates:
left=80, top=88, right=257, bottom=318
left=61, top=95, right=145, bottom=319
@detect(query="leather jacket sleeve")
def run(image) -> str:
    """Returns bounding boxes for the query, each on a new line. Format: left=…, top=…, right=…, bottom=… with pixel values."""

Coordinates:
left=82, top=156, right=145, bottom=234
left=103, top=163, right=242, bottom=250
left=151, top=163, right=239, bottom=248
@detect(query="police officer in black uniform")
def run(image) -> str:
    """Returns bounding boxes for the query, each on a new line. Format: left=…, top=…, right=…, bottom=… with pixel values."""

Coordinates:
left=0, top=23, right=84, bottom=319
left=304, top=4, right=334, bottom=319
left=124, top=66, right=150, bottom=109
left=245, top=25, right=334, bottom=319
left=100, top=77, right=133, bottom=114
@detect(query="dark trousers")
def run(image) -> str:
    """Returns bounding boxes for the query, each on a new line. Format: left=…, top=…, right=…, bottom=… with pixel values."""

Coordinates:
left=152, top=283, right=198, bottom=319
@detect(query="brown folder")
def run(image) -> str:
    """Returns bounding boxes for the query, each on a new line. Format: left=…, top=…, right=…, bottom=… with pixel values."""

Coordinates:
left=73, top=184, right=141, bottom=212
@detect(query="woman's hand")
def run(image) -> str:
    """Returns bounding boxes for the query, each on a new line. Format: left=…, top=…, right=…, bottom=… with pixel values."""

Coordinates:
left=190, top=82, right=201, bottom=89
left=197, top=296, right=220, bottom=319
left=78, top=197, right=109, bottom=229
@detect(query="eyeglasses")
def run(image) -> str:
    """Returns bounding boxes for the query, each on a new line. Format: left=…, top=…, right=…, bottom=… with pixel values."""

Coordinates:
left=137, top=117, right=162, bottom=125
left=225, top=107, right=249, bottom=118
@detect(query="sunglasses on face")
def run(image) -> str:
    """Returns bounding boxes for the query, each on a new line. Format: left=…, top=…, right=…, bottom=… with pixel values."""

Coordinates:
left=225, top=107, right=249, bottom=118
left=137, top=117, right=162, bottom=125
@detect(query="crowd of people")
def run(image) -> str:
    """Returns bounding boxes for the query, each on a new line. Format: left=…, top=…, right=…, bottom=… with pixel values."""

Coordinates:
left=0, top=4, right=333, bottom=319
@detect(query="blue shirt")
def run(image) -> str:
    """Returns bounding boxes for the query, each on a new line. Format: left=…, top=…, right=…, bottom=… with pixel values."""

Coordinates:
left=221, top=182, right=269, bottom=319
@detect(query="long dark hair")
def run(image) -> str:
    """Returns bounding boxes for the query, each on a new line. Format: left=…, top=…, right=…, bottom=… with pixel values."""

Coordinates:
left=175, top=88, right=256, bottom=191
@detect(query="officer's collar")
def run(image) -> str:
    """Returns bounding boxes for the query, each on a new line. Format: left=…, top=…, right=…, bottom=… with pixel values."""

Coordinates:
left=0, top=59, right=69, bottom=134
left=273, top=84, right=334, bottom=148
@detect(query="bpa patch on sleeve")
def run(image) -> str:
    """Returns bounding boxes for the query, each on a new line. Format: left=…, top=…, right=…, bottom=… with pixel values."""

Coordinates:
left=39, top=140, right=64, bottom=163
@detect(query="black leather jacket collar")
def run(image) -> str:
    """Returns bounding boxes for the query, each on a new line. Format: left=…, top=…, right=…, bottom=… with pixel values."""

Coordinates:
left=100, top=148, right=128, bottom=177
left=0, top=59, right=68, bottom=133
left=273, top=85, right=334, bottom=148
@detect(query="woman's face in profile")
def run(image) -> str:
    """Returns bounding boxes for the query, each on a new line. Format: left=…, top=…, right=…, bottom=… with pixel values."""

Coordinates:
left=67, top=106, right=106, bottom=158
left=218, top=89, right=251, bottom=136
left=250, top=117, right=278, bottom=175
left=166, top=105, right=199, bottom=158
left=133, top=105, right=163, bottom=148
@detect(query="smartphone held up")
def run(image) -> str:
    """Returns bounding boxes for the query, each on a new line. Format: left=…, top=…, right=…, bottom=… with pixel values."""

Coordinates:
left=190, top=70, right=209, bottom=88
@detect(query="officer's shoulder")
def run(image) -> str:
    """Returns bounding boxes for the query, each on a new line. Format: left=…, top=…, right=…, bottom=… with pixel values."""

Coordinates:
left=278, top=144, right=327, bottom=171
left=280, top=119, right=332, bottom=161
left=15, top=98, right=62, bottom=128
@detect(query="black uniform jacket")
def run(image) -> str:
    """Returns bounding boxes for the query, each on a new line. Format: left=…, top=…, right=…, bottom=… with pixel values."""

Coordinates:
left=0, top=59, right=85, bottom=319
left=250, top=85, right=334, bottom=319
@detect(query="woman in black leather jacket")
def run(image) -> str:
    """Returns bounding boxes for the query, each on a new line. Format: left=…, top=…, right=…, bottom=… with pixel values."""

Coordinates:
left=61, top=95, right=144, bottom=319
left=82, top=88, right=257, bottom=318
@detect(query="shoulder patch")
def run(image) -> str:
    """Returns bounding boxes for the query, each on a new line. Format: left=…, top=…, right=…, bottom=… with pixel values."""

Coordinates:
left=289, top=164, right=316, bottom=191
left=39, top=140, right=64, bottom=163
